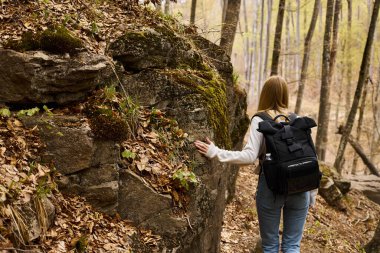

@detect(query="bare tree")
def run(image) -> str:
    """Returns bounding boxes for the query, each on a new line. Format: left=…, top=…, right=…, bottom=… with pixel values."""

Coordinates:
left=352, top=82, right=368, bottom=174
left=222, top=0, right=228, bottom=24
left=295, top=0, right=320, bottom=114
left=242, top=0, right=250, bottom=92
left=263, top=0, right=272, bottom=82
left=258, top=0, right=265, bottom=98
left=190, top=0, right=197, bottom=24
left=315, top=0, right=335, bottom=159
left=220, top=0, right=242, bottom=56
left=320, top=0, right=341, bottom=161
left=248, top=0, right=260, bottom=104
left=295, top=0, right=300, bottom=81
left=334, top=0, right=380, bottom=173
left=345, top=0, right=352, bottom=120
left=270, top=0, right=286, bottom=75
left=284, top=7, right=290, bottom=80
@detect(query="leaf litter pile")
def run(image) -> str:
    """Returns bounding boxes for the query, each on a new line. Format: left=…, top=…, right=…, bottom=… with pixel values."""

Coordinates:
left=84, top=86, right=198, bottom=210
left=0, top=114, right=163, bottom=252
left=0, top=0, right=184, bottom=55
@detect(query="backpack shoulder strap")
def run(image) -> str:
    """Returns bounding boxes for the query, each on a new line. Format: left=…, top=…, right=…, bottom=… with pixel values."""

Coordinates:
left=252, top=111, right=273, bottom=121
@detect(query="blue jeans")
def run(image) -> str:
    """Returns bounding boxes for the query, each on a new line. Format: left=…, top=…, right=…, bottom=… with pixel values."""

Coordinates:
left=256, top=174, right=310, bottom=253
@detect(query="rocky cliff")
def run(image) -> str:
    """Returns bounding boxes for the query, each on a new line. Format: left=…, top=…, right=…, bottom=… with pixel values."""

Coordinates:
left=0, top=3, right=249, bottom=252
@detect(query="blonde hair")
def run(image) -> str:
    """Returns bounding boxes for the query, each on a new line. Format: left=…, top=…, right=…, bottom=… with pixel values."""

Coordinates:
left=257, top=75, right=289, bottom=112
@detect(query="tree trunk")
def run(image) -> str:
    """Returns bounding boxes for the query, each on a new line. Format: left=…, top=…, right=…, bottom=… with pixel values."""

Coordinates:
left=295, top=0, right=300, bottom=82
left=372, top=70, right=380, bottom=159
left=337, top=127, right=380, bottom=177
left=320, top=0, right=341, bottom=161
left=334, top=0, right=380, bottom=173
left=222, top=0, right=228, bottom=25
left=345, top=0, right=352, bottom=120
left=295, top=0, right=320, bottom=114
left=190, top=0, right=197, bottom=24
left=352, top=83, right=368, bottom=174
left=220, top=0, right=241, bottom=56
left=270, top=0, right=286, bottom=76
left=365, top=221, right=380, bottom=253
left=263, top=0, right=272, bottom=82
left=257, top=0, right=265, bottom=99
left=248, top=0, right=259, bottom=105
left=242, top=0, right=250, bottom=92
left=284, top=8, right=290, bottom=80
left=315, top=0, right=335, bottom=160
left=164, top=0, right=170, bottom=14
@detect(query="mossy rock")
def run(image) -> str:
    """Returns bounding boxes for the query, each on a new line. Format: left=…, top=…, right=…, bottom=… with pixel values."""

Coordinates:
left=5, top=26, right=83, bottom=54
left=319, top=161, right=339, bottom=178
left=163, top=68, right=231, bottom=148
left=40, top=26, right=83, bottom=54
left=107, top=27, right=205, bottom=71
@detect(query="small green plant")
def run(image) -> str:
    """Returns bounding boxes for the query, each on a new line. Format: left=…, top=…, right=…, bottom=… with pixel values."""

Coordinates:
left=121, top=149, right=136, bottom=159
left=63, top=14, right=72, bottom=25
left=104, top=85, right=116, bottom=100
left=172, top=168, right=198, bottom=191
left=17, top=107, right=40, bottom=117
left=0, top=108, right=11, bottom=117
left=43, top=105, right=54, bottom=116
left=90, top=21, right=99, bottom=35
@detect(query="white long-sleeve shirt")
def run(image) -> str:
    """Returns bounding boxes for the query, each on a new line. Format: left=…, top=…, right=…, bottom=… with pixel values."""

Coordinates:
left=205, top=115, right=318, bottom=206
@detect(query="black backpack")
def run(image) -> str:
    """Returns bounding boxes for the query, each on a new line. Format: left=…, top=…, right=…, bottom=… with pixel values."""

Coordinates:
left=254, top=111, right=322, bottom=195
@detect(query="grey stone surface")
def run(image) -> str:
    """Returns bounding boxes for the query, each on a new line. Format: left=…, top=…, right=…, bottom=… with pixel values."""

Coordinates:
left=0, top=49, right=113, bottom=104
left=345, top=174, right=380, bottom=205
left=107, top=27, right=204, bottom=71
left=19, top=197, right=55, bottom=242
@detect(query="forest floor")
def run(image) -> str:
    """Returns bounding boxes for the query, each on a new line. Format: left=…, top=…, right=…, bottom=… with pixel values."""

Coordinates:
left=220, top=164, right=380, bottom=253
left=221, top=108, right=380, bottom=253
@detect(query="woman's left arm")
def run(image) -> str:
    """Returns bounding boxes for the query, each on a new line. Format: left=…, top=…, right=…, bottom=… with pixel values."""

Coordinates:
left=194, top=117, right=264, bottom=165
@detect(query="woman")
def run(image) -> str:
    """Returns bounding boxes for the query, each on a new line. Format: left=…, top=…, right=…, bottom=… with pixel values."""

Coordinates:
left=194, top=76, right=316, bottom=253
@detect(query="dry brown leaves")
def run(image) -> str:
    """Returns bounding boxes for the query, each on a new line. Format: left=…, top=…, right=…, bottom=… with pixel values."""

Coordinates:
left=41, top=194, right=160, bottom=252
left=0, top=0, right=184, bottom=55
left=0, top=113, right=161, bottom=252
left=0, top=116, right=51, bottom=206
left=84, top=87, right=195, bottom=209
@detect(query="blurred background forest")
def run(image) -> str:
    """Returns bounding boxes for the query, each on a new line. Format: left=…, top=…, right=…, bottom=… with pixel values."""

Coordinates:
left=157, top=0, right=380, bottom=177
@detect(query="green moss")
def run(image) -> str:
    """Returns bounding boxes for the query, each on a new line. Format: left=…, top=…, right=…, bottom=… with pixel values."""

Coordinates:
left=5, top=31, right=41, bottom=51
left=40, top=26, right=83, bottom=54
left=5, top=26, right=83, bottom=54
left=165, top=68, right=231, bottom=148
left=320, top=162, right=335, bottom=178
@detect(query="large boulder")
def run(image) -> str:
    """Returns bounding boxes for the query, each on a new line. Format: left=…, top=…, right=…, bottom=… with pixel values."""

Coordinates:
left=0, top=49, right=113, bottom=105
left=107, top=27, right=205, bottom=71
left=17, top=23, right=249, bottom=253
left=108, top=25, right=249, bottom=252
left=345, top=174, right=380, bottom=205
